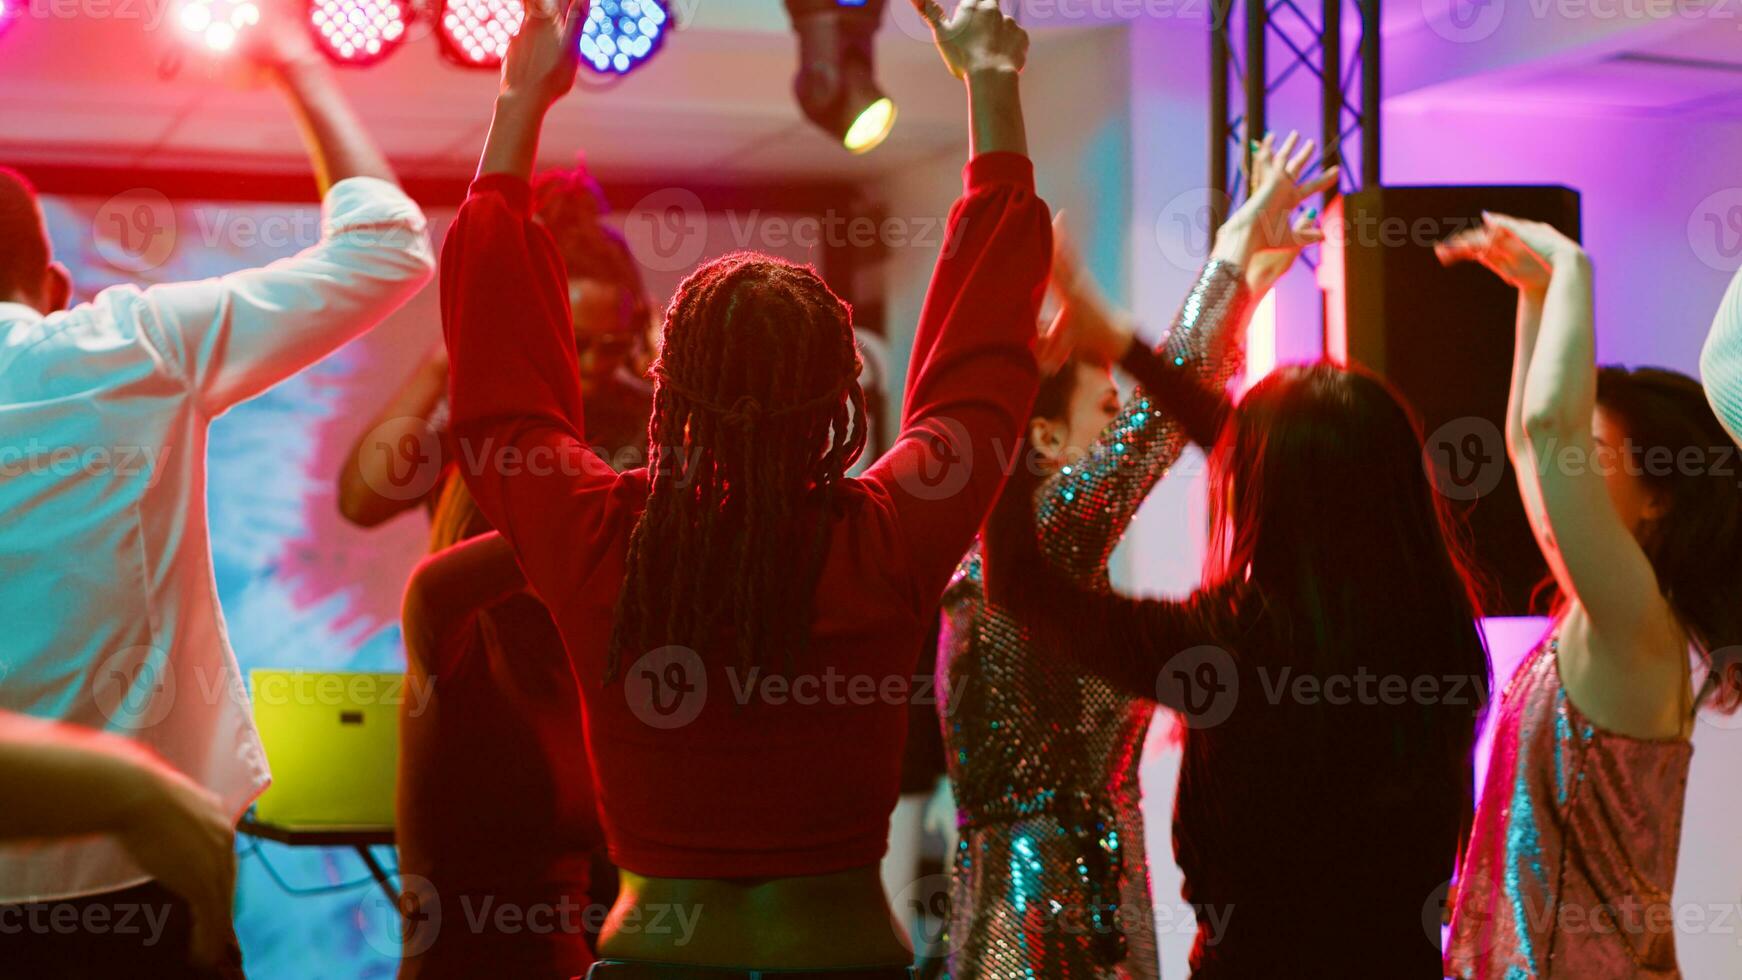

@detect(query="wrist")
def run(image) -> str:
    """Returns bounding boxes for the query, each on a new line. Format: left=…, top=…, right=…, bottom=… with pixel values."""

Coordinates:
left=494, top=90, right=554, bottom=122
left=1210, top=217, right=1259, bottom=271
left=268, top=56, right=332, bottom=93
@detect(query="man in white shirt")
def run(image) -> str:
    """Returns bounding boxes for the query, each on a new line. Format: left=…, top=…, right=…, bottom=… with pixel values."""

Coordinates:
left=0, top=21, right=434, bottom=978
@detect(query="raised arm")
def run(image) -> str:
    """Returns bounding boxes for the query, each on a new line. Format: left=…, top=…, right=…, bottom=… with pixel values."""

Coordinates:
left=1031, top=134, right=1331, bottom=571
left=441, top=0, right=622, bottom=591
left=1701, top=263, right=1742, bottom=447
left=980, top=458, right=1229, bottom=709
left=136, top=22, right=432, bottom=417
left=863, top=0, right=1051, bottom=603
left=337, top=346, right=452, bottom=527
left=0, top=713, right=238, bottom=969
left=1436, top=216, right=1554, bottom=535
left=1444, top=215, right=1673, bottom=650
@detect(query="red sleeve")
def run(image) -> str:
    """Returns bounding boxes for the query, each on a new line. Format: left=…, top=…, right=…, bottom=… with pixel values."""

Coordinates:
left=439, top=174, right=624, bottom=596
left=861, top=152, right=1052, bottom=607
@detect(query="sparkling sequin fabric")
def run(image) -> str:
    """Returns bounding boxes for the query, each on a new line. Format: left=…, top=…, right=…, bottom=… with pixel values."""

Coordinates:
left=935, top=261, right=1250, bottom=980
left=1445, top=633, right=1694, bottom=979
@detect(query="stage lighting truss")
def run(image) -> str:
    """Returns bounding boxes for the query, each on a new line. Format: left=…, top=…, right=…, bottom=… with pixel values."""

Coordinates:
left=308, top=0, right=413, bottom=66
left=177, top=0, right=262, bottom=52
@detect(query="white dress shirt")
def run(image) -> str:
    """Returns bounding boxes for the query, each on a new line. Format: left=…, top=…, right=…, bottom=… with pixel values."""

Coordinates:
left=0, top=176, right=434, bottom=902
left=1703, top=266, right=1742, bottom=448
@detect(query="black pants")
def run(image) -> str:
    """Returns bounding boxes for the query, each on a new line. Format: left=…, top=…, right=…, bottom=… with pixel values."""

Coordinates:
left=0, top=880, right=242, bottom=979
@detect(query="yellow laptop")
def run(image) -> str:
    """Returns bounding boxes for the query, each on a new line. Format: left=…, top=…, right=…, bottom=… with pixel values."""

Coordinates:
left=249, top=669, right=399, bottom=829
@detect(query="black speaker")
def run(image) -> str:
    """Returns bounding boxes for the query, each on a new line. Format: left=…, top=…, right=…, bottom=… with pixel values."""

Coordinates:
left=1323, top=185, right=1582, bottom=616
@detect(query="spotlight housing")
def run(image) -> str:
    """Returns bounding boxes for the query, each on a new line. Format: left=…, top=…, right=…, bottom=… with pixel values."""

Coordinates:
left=437, top=0, right=524, bottom=69
left=578, top=0, right=670, bottom=76
left=176, top=0, right=261, bottom=52
left=308, top=0, right=412, bottom=67
left=785, top=0, right=896, bottom=154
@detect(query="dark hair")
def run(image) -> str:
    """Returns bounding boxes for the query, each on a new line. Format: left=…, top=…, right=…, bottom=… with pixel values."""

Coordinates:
left=0, top=168, right=49, bottom=302
left=1030, top=358, right=1082, bottom=425
left=1208, top=363, right=1492, bottom=770
left=607, top=252, right=868, bottom=680
left=1592, top=365, right=1742, bottom=711
left=532, top=166, right=654, bottom=360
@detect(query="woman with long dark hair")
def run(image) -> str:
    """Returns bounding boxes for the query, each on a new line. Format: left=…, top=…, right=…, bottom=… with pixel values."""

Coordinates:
left=980, top=317, right=1492, bottom=974
left=440, top=0, right=1048, bottom=973
left=1437, top=214, right=1742, bottom=977
left=934, top=132, right=1330, bottom=980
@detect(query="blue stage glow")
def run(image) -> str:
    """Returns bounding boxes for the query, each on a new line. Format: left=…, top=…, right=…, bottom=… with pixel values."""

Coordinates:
left=577, top=0, right=668, bottom=76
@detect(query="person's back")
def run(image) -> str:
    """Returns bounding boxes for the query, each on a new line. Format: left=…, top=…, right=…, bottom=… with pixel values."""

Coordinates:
left=0, top=26, right=433, bottom=976
left=436, top=1, right=1047, bottom=970
left=1169, top=588, right=1471, bottom=977
left=982, top=361, right=1491, bottom=979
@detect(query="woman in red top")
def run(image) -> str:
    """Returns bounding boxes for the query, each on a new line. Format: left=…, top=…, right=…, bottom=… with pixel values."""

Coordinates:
left=439, top=0, right=1049, bottom=974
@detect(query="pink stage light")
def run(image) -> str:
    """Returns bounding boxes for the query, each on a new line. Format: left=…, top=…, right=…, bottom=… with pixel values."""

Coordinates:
left=0, top=0, right=18, bottom=39
left=308, top=0, right=412, bottom=66
left=177, top=0, right=261, bottom=52
left=437, top=0, right=524, bottom=69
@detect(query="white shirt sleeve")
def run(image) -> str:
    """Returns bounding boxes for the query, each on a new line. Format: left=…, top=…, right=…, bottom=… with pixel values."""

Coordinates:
left=134, top=176, right=435, bottom=416
left=1702, top=265, right=1742, bottom=448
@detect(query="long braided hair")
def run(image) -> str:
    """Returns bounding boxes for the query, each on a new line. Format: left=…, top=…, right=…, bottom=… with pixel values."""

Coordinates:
left=606, top=251, right=869, bottom=681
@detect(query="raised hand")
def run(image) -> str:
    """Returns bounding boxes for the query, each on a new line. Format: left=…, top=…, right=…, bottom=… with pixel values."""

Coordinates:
left=1217, top=132, right=1336, bottom=275
left=911, top=0, right=1029, bottom=80
left=238, top=2, right=323, bottom=73
left=1436, top=212, right=1580, bottom=295
left=1236, top=132, right=1332, bottom=294
left=1043, top=212, right=1135, bottom=367
left=501, top=0, right=589, bottom=108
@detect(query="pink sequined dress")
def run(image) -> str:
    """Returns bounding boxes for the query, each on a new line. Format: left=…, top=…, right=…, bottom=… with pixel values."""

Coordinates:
left=1445, top=631, right=1695, bottom=979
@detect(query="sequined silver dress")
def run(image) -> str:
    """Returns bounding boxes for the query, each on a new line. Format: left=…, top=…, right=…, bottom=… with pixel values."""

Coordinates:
left=935, top=261, right=1253, bottom=980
